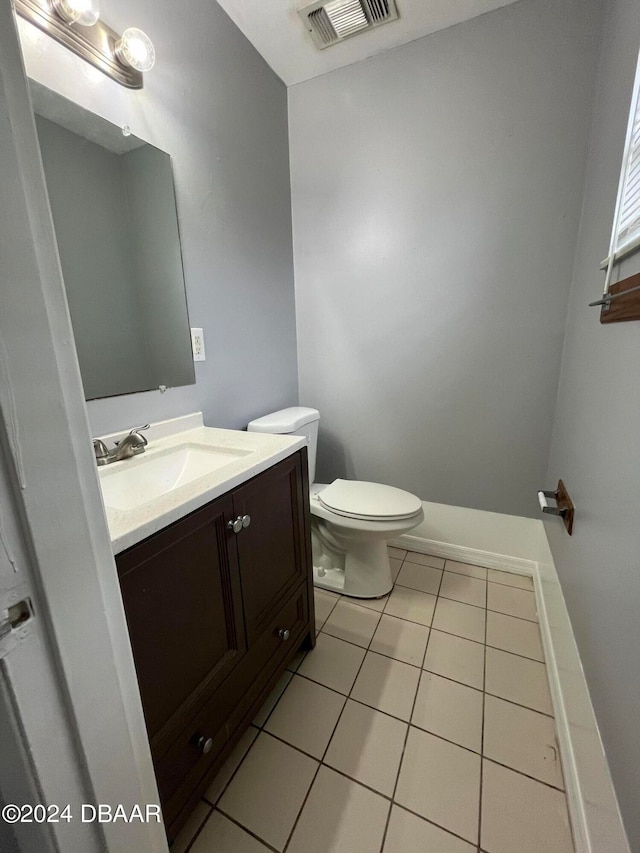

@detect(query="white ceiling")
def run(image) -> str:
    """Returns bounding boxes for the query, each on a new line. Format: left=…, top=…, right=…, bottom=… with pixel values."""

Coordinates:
left=215, top=0, right=521, bottom=86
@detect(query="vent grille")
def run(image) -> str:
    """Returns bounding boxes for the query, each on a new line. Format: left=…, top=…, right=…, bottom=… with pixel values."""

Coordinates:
left=308, top=7, right=336, bottom=45
left=299, top=0, right=399, bottom=50
left=363, top=0, right=390, bottom=22
left=325, top=0, right=368, bottom=38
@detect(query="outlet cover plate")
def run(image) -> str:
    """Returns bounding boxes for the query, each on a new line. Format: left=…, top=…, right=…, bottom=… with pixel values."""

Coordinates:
left=191, top=328, right=206, bottom=361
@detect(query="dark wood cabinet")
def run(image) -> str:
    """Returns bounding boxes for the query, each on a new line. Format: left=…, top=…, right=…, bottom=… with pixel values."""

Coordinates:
left=117, top=494, right=246, bottom=747
left=116, top=449, right=315, bottom=841
left=233, top=452, right=310, bottom=644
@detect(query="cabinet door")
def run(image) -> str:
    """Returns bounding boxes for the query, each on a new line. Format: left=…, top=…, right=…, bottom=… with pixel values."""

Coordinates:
left=117, top=493, right=247, bottom=751
left=159, top=584, right=310, bottom=836
left=232, top=450, right=311, bottom=645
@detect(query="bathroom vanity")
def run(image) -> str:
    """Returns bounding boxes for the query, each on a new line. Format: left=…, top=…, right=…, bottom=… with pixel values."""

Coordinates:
left=100, top=421, right=315, bottom=841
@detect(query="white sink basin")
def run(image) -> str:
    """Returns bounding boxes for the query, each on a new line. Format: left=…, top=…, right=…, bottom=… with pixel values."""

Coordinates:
left=99, top=443, right=253, bottom=511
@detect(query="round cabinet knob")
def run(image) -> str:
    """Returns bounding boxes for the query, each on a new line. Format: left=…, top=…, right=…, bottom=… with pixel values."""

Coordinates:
left=196, top=735, right=213, bottom=755
left=278, top=628, right=290, bottom=641
left=227, top=517, right=243, bottom=534
left=241, top=514, right=251, bottom=529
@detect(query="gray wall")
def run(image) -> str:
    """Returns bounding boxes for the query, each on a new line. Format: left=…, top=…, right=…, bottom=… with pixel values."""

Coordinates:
left=23, top=0, right=298, bottom=434
left=545, top=0, right=640, bottom=845
left=289, top=0, right=603, bottom=517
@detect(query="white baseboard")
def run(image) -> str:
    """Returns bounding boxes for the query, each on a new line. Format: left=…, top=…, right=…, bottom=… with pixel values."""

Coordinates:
left=390, top=533, right=536, bottom=576
left=532, top=560, right=589, bottom=853
left=532, top=549, right=631, bottom=853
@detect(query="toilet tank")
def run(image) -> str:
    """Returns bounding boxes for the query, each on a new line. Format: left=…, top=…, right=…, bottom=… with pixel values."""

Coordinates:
left=247, top=407, right=319, bottom=484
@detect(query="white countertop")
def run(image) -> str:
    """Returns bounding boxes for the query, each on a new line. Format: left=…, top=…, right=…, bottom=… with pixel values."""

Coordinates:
left=99, top=422, right=305, bottom=553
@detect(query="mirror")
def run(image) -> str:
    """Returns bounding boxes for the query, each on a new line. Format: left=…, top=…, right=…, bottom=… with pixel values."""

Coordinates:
left=30, top=81, right=195, bottom=400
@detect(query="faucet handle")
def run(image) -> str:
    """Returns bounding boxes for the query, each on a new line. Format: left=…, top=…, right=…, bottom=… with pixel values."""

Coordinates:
left=129, top=423, right=150, bottom=435
left=126, top=423, right=150, bottom=449
left=129, top=424, right=151, bottom=444
left=93, top=438, right=110, bottom=465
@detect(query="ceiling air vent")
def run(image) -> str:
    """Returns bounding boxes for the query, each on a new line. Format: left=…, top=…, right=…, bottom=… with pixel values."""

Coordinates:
left=299, top=0, right=399, bottom=50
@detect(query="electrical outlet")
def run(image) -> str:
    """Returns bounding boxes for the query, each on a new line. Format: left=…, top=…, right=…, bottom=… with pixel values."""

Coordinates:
left=191, top=328, right=206, bottom=362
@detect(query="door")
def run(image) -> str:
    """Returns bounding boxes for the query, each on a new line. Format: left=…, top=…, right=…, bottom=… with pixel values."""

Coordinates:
left=0, top=7, right=167, bottom=851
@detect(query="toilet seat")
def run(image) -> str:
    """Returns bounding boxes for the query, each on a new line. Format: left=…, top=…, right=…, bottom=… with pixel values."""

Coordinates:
left=317, top=479, right=422, bottom=522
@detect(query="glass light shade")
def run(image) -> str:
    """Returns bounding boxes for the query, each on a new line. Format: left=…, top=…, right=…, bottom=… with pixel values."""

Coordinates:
left=51, top=0, right=100, bottom=26
left=115, top=28, right=155, bottom=73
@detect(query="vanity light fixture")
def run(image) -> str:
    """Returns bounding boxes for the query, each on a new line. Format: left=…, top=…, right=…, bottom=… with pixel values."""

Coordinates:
left=15, top=0, right=155, bottom=89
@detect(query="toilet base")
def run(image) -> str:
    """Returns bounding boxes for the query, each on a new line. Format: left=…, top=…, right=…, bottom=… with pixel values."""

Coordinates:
left=312, top=536, right=393, bottom=599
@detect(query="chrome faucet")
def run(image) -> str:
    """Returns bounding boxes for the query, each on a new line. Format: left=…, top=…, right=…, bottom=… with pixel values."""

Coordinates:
left=93, top=424, right=150, bottom=466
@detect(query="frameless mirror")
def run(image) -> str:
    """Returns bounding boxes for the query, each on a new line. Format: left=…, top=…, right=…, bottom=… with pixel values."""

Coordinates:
left=30, top=81, right=195, bottom=400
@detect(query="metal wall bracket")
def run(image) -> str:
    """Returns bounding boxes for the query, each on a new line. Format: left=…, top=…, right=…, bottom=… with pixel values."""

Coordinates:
left=0, top=599, right=34, bottom=659
left=589, top=271, right=640, bottom=323
left=0, top=614, right=12, bottom=643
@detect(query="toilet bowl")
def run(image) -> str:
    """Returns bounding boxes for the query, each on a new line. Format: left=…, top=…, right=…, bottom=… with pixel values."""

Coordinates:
left=247, top=408, right=424, bottom=598
left=310, top=479, right=424, bottom=597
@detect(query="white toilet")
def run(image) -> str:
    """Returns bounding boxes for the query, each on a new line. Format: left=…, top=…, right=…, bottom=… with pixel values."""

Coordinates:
left=247, top=407, right=424, bottom=598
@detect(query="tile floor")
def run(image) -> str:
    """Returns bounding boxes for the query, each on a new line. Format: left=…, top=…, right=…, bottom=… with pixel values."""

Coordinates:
left=171, top=548, right=575, bottom=853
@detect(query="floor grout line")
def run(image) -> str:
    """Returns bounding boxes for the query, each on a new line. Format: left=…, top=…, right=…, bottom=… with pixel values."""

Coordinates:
left=316, top=609, right=544, bottom=668
left=484, top=642, right=545, bottom=664
left=227, top=715, right=569, bottom=848
left=478, top=578, right=489, bottom=849
left=281, top=589, right=383, bottom=853
left=199, top=730, right=259, bottom=810
left=292, top=670, right=410, bottom=722
left=480, top=756, right=567, bottom=793
left=482, top=689, right=555, bottom=719
left=484, top=576, right=535, bottom=591
left=303, top=655, right=543, bottom=742
left=379, top=569, right=441, bottom=852
left=253, top=674, right=294, bottom=731
left=342, top=582, right=541, bottom=632
left=267, top=670, right=562, bottom=779
left=176, top=800, right=212, bottom=853
left=387, top=802, right=484, bottom=849
left=214, top=806, right=281, bottom=852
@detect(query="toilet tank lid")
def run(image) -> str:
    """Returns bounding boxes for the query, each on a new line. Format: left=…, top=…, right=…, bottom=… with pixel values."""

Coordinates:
left=247, top=407, right=320, bottom=434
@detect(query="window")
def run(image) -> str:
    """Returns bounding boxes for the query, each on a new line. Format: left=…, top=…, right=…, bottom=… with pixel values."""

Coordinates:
left=605, top=52, right=640, bottom=268
left=597, top=49, right=640, bottom=323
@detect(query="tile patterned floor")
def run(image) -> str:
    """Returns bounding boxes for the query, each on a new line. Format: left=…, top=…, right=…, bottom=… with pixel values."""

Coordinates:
left=171, top=549, right=575, bottom=853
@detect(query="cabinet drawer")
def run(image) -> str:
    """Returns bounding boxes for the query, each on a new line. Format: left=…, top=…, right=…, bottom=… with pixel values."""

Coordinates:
left=159, top=583, right=309, bottom=832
